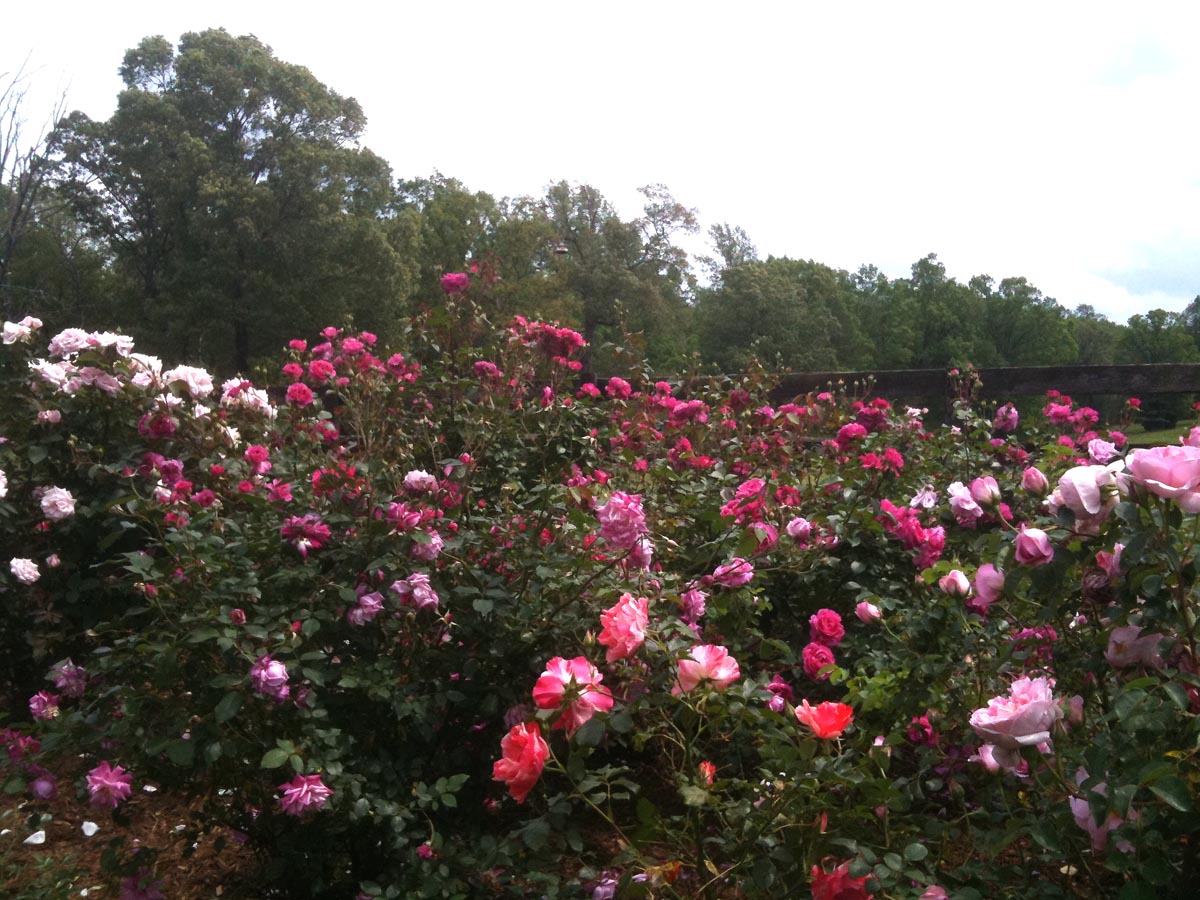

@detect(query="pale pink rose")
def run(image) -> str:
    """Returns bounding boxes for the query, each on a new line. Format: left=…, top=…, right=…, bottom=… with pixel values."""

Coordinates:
left=972, top=564, right=1005, bottom=607
left=855, top=600, right=881, bottom=623
left=40, top=486, right=76, bottom=521
left=532, top=656, right=613, bottom=735
left=808, top=609, right=845, bottom=647
left=346, top=591, right=384, bottom=625
left=786, top=516, right=813, bottom=542
left=1050, top=465, right=1117, bottom=535
left=1087, top=439, right=1117, bottom=464
left=711, top=557, right=754, bottom=587
left=920, top=888, right=949, bottom=900
left=596, top=491, right=647, bottom=551
left=938, top=570, right=971, bottom=597
left=969, top=675, right=1062, bottom=771
left=598, top=593, right=649, bottom=662
left=37, top=409, right=61, bottom=424
left=1104, top=625, right=1163, bottom=669
left=1069, top=768, right=1128, bottom=851
left=1021, top=466, right=1050, bottom=495
left=622, top=534, right=654, bottom=573
left=1066, top=695, right=1084, bottom=725
left=1014, top=526, right=1054, bottom=566
left=47, top=328, right=91, bottom=356
left=969, top=476, right=1001, bottom=507
left=10, top=557, right=39, bottom=585
left=1125, top=445, right=1200, bottom=512
left=403, top=469, right=438, bottom=493
left=1183, top=426, right=1200, bottom=448
left=410, top=529, right=444, bottom=562
left=162, top=364, right=214, bottom=398
left=1096, top=543, right=1124, bottom=578
left=391, top=572, right=440, bottom=610
left=946, top=481, right=982, bottom=524
left=673, top=645, right=740, bottom=695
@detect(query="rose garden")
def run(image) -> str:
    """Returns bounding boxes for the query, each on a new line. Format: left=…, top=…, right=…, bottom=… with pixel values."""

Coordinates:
left=0, top=284, right=1198, bottom=899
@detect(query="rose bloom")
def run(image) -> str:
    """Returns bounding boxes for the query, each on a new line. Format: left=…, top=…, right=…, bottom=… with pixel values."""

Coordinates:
left=1014, top=525, right=1054, bottom=567
left=1125, top=445, right=1200, bottom=512
left=250, top=655, right=290, bottom=701
left=286, top=382, right=314, bottom=406
left=810, top=858, right=874, bottom=900
left=605, top=376, right=632, bottom=399
left=795, top=700, right=854, bottom=739
left=1104, top=625, right=1163, bottom=669
left=809, top=609, right=845, bottom=647
left=673, top=645, right=740, bottom=695
left=1050, top=465, right=1118, bottom=535
left=532, top=656, right=614, bottom=735
left=492, top=721, right=549, bottom=803
left=87, top=760, right=133, bottom=808
left=938, top=570, right=971, bottom=597
left=968, top=475, right=1001, bottom=507
left=1022, top=466, right=1050, bottom=495
left=855, top=600, right=881, bottom=623
left=391, top=572, right=441, bottom=610
left=802, top=642, right=836, bottom=681
left=40, top=486, right=76, bottom=521
left=598, top=593, right=649, bottom=662
left=162, top=364, right=214, bottom=397
left=596, top=491, right=647, bottom=551
left=993, top=403, right=1018, bottom=432
left=946, top=481, right=983, bottom=525
left=29, top=691, right=60, bottom=720
left=404, top=469, right=438, bottom=493
left=277, top=773, right=333, bottom=816
left=10, top=557, right=40, bottom=585
left=972, top=564, right=1005, bottom=608
left=347, top=591, right=384, bottom=625
left=711, top=557, right=754, bottom=587
left=969, top=675, right=1063, bottom=772
left=52, top=659, right=88, bottom=697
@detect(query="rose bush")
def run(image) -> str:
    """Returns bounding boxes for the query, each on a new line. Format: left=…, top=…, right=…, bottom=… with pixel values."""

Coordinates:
left=0, top=301, right=1198, bottom=899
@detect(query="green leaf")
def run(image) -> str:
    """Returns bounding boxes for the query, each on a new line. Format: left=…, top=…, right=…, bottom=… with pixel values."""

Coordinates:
left=27, top=445, right=47, bottom=464
left=902, top=842, right=928, bottom=862
left=680, top=785, right=709, bottom=807
left=1148, top=775, right=1193, bottom=812
left=260, top=748, right=290, bottom=769
left=214, top=691, right=242, bottom=723
left=1163, top=682, right=1191, bottom=711
left=472, top=597, right=494, bottom=615
left=166, top=740, right=195, bottom=766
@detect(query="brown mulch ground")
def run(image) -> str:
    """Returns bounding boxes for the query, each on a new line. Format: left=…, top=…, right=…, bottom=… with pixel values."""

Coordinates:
left=2, top=767, right=260, bottom=899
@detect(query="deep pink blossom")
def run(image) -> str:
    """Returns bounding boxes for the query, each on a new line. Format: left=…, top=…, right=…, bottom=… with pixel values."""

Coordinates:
left=277, top=773, right=333, bottom=815
left=87, top=760, right=133, bottom=808
left=596, top=491, right=647, bottom=550
left=598, top=593, right=649, bottom=662
left=809, top=609, right=845, bottom=647
left=802, top=642, right=835, bottom=681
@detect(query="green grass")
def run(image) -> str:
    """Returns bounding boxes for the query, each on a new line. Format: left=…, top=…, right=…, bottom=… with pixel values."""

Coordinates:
left=1124, top=424, right=1191, bottom=447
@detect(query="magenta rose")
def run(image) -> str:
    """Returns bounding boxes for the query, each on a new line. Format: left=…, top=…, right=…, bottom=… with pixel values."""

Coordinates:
left=1125, top=445, right=1200, bottom=513
left=808, top=609, right=845, bottom=647
left=802, top=642, right=835, bottom=681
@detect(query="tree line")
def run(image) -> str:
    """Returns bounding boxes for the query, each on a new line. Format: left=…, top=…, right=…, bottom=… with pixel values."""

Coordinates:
left=3, top=29, right=1199, bottom=381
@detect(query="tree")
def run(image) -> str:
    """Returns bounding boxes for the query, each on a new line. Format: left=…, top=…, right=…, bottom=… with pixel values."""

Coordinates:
left=543, top=181, right=698, bottom=370
left=1, top=61, right=64, bottom=300
left=54, top=30, right=411, bottom=372
left=974, top=275, right=1077, bottom=366
left=697, top=222, right=758, bottom=285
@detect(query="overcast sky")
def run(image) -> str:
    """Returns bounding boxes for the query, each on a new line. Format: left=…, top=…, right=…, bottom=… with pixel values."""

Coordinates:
left=8, top=1, right=1200, bottom=324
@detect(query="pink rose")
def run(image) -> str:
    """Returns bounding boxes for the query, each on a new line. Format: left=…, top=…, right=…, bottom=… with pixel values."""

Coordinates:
left=673, top=645, right=740, bottom=694
left=87, top=760, right=133, bottom=808
left=802, top=641, right=835, bottom=681
left=492, top=722, right=549, bottom=803
left=10, top=557, right=40, bottom=585
left=968, top=476, right=1001, bottom=507
left=1050, top=465, right=1117, bottom=535
left=711, top=557, right=754, bottom=587
left=596, top=491, right=647, bottom=551
left=532, top=656, right=614, bottom=735
left=808, top=609, right=845, bottom=647
left=1022, top=466, right=1050, bottom=495
left=598, top=593, right=649, bottom=662
left=969, top=675, right=1062, bottom=771
left=972, top=564, right=1005, bottom=608
left=946, top=482, right=982, bottom=525
left=993, top=403, right=1018, bottom=432
left=40, top=486, right=76, bottom=521
left=938, top=570, right=971, bottom=597
left=1125, top=445, right=1200, bottom=512
left=855, top=600, right=881, bottom=623
left=277, top=773, right=333, bottom=816
left=1104, top=625, right=1163, bottom=669
left=1014, top=526, right=1054, bottom=566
